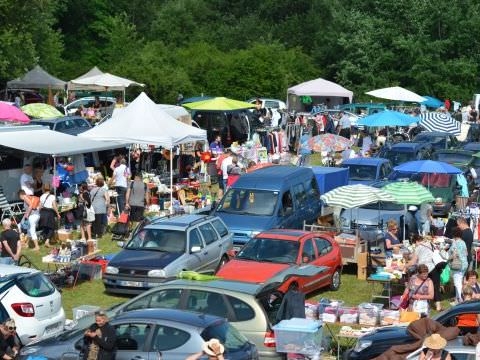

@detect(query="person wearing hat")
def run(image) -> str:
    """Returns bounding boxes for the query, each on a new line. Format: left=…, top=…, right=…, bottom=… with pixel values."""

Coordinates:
left=83, top=311, right=116, bottom=360
left=186, top=338, right=225, bottom=360
left=0, top=319, right=19, bottom=360
left=419, top=334, right=451, bottom=360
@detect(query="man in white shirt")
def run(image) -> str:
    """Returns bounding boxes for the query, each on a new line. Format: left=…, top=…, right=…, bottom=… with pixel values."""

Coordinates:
left=220, top=152, right=233, bottom=190
left=113, top=158, right=129, bottom=214
left=20, top=164, right=34, bottom=195
left=338, top=112, right=351, bottom=139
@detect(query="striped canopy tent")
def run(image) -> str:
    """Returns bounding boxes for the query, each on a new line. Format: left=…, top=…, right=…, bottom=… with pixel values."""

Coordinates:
left=419, top=112, right=461, bottom=135
left=320, top=184, right=396, bottom=209
left=382, top=181, right=434, bottom=205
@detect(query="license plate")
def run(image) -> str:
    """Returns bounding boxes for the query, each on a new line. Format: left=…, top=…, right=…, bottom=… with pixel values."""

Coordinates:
left=119, top=280, right=143, bottom=287
left=45, top=322, right=62, bottom=334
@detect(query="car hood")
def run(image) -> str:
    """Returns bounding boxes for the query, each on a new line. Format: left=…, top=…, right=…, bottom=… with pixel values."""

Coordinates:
left=217, top=259, right=289, bottom=283
left=361, top=325, right=411, bottom=342
left=348, top=179, right=375, bottom=186
left=109, top=249, right=183, bottom=269
left=215, top=212, right=276, bottom=232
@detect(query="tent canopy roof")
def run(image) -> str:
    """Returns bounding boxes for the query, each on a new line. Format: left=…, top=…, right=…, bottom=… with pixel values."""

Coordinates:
left=70, top=72, right=144, bottom=91
left=80, top=92, right=206, bottom=147
left=287, top=77, right=353, bottom=101
left=68, top=67, right=105, bottom=91
left=7, top=65, right=66, bottom=90
left=0, top=125, right=126, bottom=156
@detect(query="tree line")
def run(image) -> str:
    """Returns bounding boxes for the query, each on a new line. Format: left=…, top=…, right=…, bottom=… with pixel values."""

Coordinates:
left=2, top=0, right=480, bottom=104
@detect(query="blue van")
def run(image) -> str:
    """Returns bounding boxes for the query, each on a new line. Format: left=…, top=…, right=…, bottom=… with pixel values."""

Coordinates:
left=213, top=166, right=321, bottom=249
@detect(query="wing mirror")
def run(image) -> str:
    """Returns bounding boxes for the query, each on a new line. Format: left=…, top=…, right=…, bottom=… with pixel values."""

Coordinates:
left=190, top=246, right=202, bottom=253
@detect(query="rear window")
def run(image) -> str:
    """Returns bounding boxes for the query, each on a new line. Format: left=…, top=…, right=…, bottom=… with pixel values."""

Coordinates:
left=227, top=296, right=255, bottom=321
left=201, top=320, right=249, bottom=352
left=16, top=273, right=55, bottom=297
left=212, top=219, right=228, bottom=237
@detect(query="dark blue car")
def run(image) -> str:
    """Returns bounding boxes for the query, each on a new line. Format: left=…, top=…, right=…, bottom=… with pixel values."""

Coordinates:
left=341, top=158, right=392, bottom=185
left=377, top=142, right=431, bottom=167
left=30, top=115, right=92, bottom=136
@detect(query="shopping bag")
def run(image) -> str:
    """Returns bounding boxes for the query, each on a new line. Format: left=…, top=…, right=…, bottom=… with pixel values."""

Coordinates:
left=440, top=264, right=451, bottom=285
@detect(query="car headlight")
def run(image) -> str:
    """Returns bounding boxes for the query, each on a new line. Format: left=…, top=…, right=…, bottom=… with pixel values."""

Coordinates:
left=250, top=231, right=260, bottom=238
left=105, top=266, right=119, bottom=275
left=353, top=340, right=372, bottom=352
left=20, top=347, right=38, bottom=355
left=148, top=269, right=166, bottom=278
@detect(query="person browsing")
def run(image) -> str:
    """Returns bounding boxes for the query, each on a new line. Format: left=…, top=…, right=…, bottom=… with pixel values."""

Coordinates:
left=0, top=219, right=20, bottom=265
left=210, top=135, right=224, bottom=155
left=20, top=164, right=34, bottom=195
left=83, top=311, right=116, bottom=360
left=464, top=270, right=480, bottom=299
left=385, top=219, right=402, bottom=257
left=112, top=159, right=129, bottom=214
left=0, top=319, right=19, bottom=360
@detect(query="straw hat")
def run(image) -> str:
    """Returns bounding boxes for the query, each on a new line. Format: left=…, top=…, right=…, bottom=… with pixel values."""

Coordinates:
left=423, top=334, right=447, bottom=350
left=203, top=339, right=225, bottom=357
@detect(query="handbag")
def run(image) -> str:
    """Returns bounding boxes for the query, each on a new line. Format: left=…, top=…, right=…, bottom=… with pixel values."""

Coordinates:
left=440, top=264, right=451, bottom=285
left=85, top=206, right=95, bottom=222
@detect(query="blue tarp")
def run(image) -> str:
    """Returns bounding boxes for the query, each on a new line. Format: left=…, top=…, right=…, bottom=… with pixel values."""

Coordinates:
left=310, top=166, right=349, bottom=195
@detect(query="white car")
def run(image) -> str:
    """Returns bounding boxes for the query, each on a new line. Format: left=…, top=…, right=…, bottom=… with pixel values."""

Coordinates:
left=0, top=264, right=65, bottom=344
left=63, top=96, right=116, bottom=116
left=246, top=97, right=287, bottom=110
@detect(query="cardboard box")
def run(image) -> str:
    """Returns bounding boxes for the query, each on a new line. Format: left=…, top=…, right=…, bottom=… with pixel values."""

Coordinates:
left=57, top=229, right=72, bottom=241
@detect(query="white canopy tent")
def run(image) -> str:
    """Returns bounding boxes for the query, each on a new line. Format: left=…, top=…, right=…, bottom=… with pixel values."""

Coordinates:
left=67, top=66, right=105, bottom=92
left=366, top=86, right=426, bottom=103
left=287, top=77, right=353, bottom=111
left=81, top=92, right=207, bottom=211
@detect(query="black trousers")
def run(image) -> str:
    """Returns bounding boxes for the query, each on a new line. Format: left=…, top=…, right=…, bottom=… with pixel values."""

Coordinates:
left=429, top=262, right=447, bottom=302
left=92, top=214, right=106, bottom=238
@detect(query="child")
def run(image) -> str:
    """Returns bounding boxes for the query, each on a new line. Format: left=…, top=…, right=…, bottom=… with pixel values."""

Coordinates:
left=456, top=286, right=480, bottom=334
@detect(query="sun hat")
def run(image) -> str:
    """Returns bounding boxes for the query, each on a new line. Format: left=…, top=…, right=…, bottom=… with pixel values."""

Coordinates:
left=203, top=339, right=225, bottom=357
left=423, top=334, right=447, bottom=350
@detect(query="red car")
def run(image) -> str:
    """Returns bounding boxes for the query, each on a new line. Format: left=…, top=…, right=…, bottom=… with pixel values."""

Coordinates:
left=216, top=229, right=342, bottom=293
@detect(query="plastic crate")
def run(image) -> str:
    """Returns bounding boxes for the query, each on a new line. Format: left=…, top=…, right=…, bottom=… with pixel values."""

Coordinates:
left=338, top=306, right=359, bottom=324
left=319, top=300, right=344, bottom=323
left=359, top=303, right=383, bottom=326
left=380, top=310, right=400, bottom=325
left=73, top=305, right=101, bottom=321
left=273, top=318, right=323, bottom=355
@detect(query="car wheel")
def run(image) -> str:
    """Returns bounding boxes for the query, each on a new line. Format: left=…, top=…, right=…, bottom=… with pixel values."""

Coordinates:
left=216, top=255, right=229, bottom=273
left=330, top=269, right=341, bottom=291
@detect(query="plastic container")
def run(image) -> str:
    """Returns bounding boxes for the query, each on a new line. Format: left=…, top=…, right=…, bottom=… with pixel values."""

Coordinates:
left=380, top=310, right=400, bottom=325
left=359, top=303, right=384, bottom=326
left=319, top=300, right=344, bottom=323
left=73, top=305, right=100, bottom=320
left=273, top=318, right=323, bottom=355
left=339, top=306, right=359, bottom=324
left=305, top=302, right=319, bottom=320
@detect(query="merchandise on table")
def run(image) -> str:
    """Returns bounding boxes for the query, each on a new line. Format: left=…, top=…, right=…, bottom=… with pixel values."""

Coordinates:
left=359, top=303, right=384, bottom=326
left=380, top=309, right=400, bottom=325
left=273, top=318, right=323, bottom=355
left=339, top=306, right=359, bottom=324
left=339, top=326, right=376, bottom=337
left=319, top=299, right=344, bottom=323
left=305, top=302, right=319, bottom=320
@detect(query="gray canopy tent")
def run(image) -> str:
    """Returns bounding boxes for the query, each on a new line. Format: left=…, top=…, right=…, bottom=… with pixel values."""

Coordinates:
left=7, top=65, right=66, bottom=90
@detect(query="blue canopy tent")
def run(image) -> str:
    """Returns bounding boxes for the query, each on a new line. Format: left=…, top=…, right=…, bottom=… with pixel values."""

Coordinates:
left=421, top=96, right=444, bottom=109
left=356, top=110, right=418, bottom=127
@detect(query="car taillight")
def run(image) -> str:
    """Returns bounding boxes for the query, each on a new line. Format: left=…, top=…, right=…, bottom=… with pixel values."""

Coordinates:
left=11, top=303, right=35, bottom=317
left=264, top=330, right=276, bottom=347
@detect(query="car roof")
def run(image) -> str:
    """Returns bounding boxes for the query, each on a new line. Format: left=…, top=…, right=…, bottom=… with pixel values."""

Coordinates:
left=390, top=142, right=424, bottom=151
left=415, top=131, right=451, bottom=138
left=163, top=278, right=262, bottom=295
left=257, top=229, right=309, bottom=240
left=464, top=142, right=480, bottom=151
left=0, top=264, right=38, bottom=277
left=233, top=166, right=312, bottom=191
left=146, top=214, right=211, bottom=230
left=113, top=308, right=223, bottom=328
left=342, top=158, right=389, bottom=166
left=30, top=115, right=85, bottom=124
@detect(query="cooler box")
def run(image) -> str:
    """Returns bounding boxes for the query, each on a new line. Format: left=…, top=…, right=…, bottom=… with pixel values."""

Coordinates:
left=272, top=318, right=323, bottom=355
left=73, top=305, right=100, bottom=321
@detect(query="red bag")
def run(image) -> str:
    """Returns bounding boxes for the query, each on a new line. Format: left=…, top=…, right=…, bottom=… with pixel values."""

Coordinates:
left=398, top=291, right=410, bottom=310
left=118, top=212, right=129, bottom=224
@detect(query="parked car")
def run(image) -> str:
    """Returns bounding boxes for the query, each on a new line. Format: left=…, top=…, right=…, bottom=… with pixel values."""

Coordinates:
left=63, top=96, right=116, bottom=116
left=340, top=200, right=405, bottom=232
left=377, top=142, right=431, bottom=167
left=30, top=116, right=92, bottom=136
left=246, top=98, right=286, bottom=110
left=214, top=166, right=322, bottom=251
left=19, top=308, right=258, bottom=360
left=406, top=337, right=475, bottom=360
left=341, top=158, right=392, bottom=185
left=347, top=300, right=480, bottom=360
left=216, top=229, right=342, bottom=293
left=79, top=265, right=325, bottom=359
left=413, top=131, right=459, bottom=151
left=462, top=142, right=480, bottom=152
left=0, top=89, right=44, bottom=104
left=0, top=264, right=65, bottom=345
left=103, top=215, right=233, bottom=294
left=431, top=149, right=475, bottom=169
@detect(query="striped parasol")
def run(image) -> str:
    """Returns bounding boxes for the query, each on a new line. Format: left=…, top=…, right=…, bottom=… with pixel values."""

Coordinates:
left=382, top=181, right=434, bottom=205
left=320, top=184, right=396, bottom=209
left=419, top=112, right=461, bottom=135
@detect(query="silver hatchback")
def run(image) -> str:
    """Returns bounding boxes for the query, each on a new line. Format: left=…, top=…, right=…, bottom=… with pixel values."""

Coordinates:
left=104, top=215, right=233, bottom=294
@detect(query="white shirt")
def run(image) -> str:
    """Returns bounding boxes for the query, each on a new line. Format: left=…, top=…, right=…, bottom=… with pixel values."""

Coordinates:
left=20, top=173, right=34, bottom=195
left=362, top=136, right=373, bottom=154
left=40, top=193, right=55, bottom=209
left=339, top=115, right=351, bottom=128
left=221, top=156, right=233, bottom=180
left=113, top=164, right=128, bottom=188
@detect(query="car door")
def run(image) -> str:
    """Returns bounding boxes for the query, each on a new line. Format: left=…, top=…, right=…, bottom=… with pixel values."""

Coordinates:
left=114, top=322, right=153, bottom=360
left=278, top=190, right=296, bottom=228
left=186, top=228, right=207, bottom=272
left=148, top=324, right=192, bottom=360
left=295, top=238, right=319, bottom=292
left=291, top=183, right=307, bottom=228
left=314, top=237, right=338, bottom=286
left=211, top=219, right=232, bottom=255
left=198, top=223, right=222, bottom=272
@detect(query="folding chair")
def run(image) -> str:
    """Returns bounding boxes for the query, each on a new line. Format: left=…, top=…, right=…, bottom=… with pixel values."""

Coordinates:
left=0, top=186, right=25, bottom=222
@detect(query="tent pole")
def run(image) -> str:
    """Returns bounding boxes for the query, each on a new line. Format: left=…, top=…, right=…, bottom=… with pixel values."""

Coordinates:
left=170, top=147, right=173, bottom=214
left=53, top=156, right=57, bottom=197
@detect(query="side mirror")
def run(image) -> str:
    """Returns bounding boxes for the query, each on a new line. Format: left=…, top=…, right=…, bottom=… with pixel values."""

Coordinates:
left=190, top=246, right=202, bottom=253
left=117, top=241, right=125, bottom=248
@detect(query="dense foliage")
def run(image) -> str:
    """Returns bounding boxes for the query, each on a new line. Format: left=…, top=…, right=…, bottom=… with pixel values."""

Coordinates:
left=2, top=0, right=480, bottom=103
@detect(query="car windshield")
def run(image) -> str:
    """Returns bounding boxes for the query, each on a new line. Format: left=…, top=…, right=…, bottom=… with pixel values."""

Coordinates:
left=384, top=151, right=415, bottom=167
left=217, top=189, right=278, bottom=216
left=201, top=320, right=250, bottom=352
left=236, top=238, right=299, bottom=264
left=126, top=228, right=186, bottom=253
left=360, top=201, right=404, bottom=211
left=414, top=134, right=446, bottom=147
left=345, top=164, right=376, bottom=181
left=434, top=153, right=471, bottom=164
